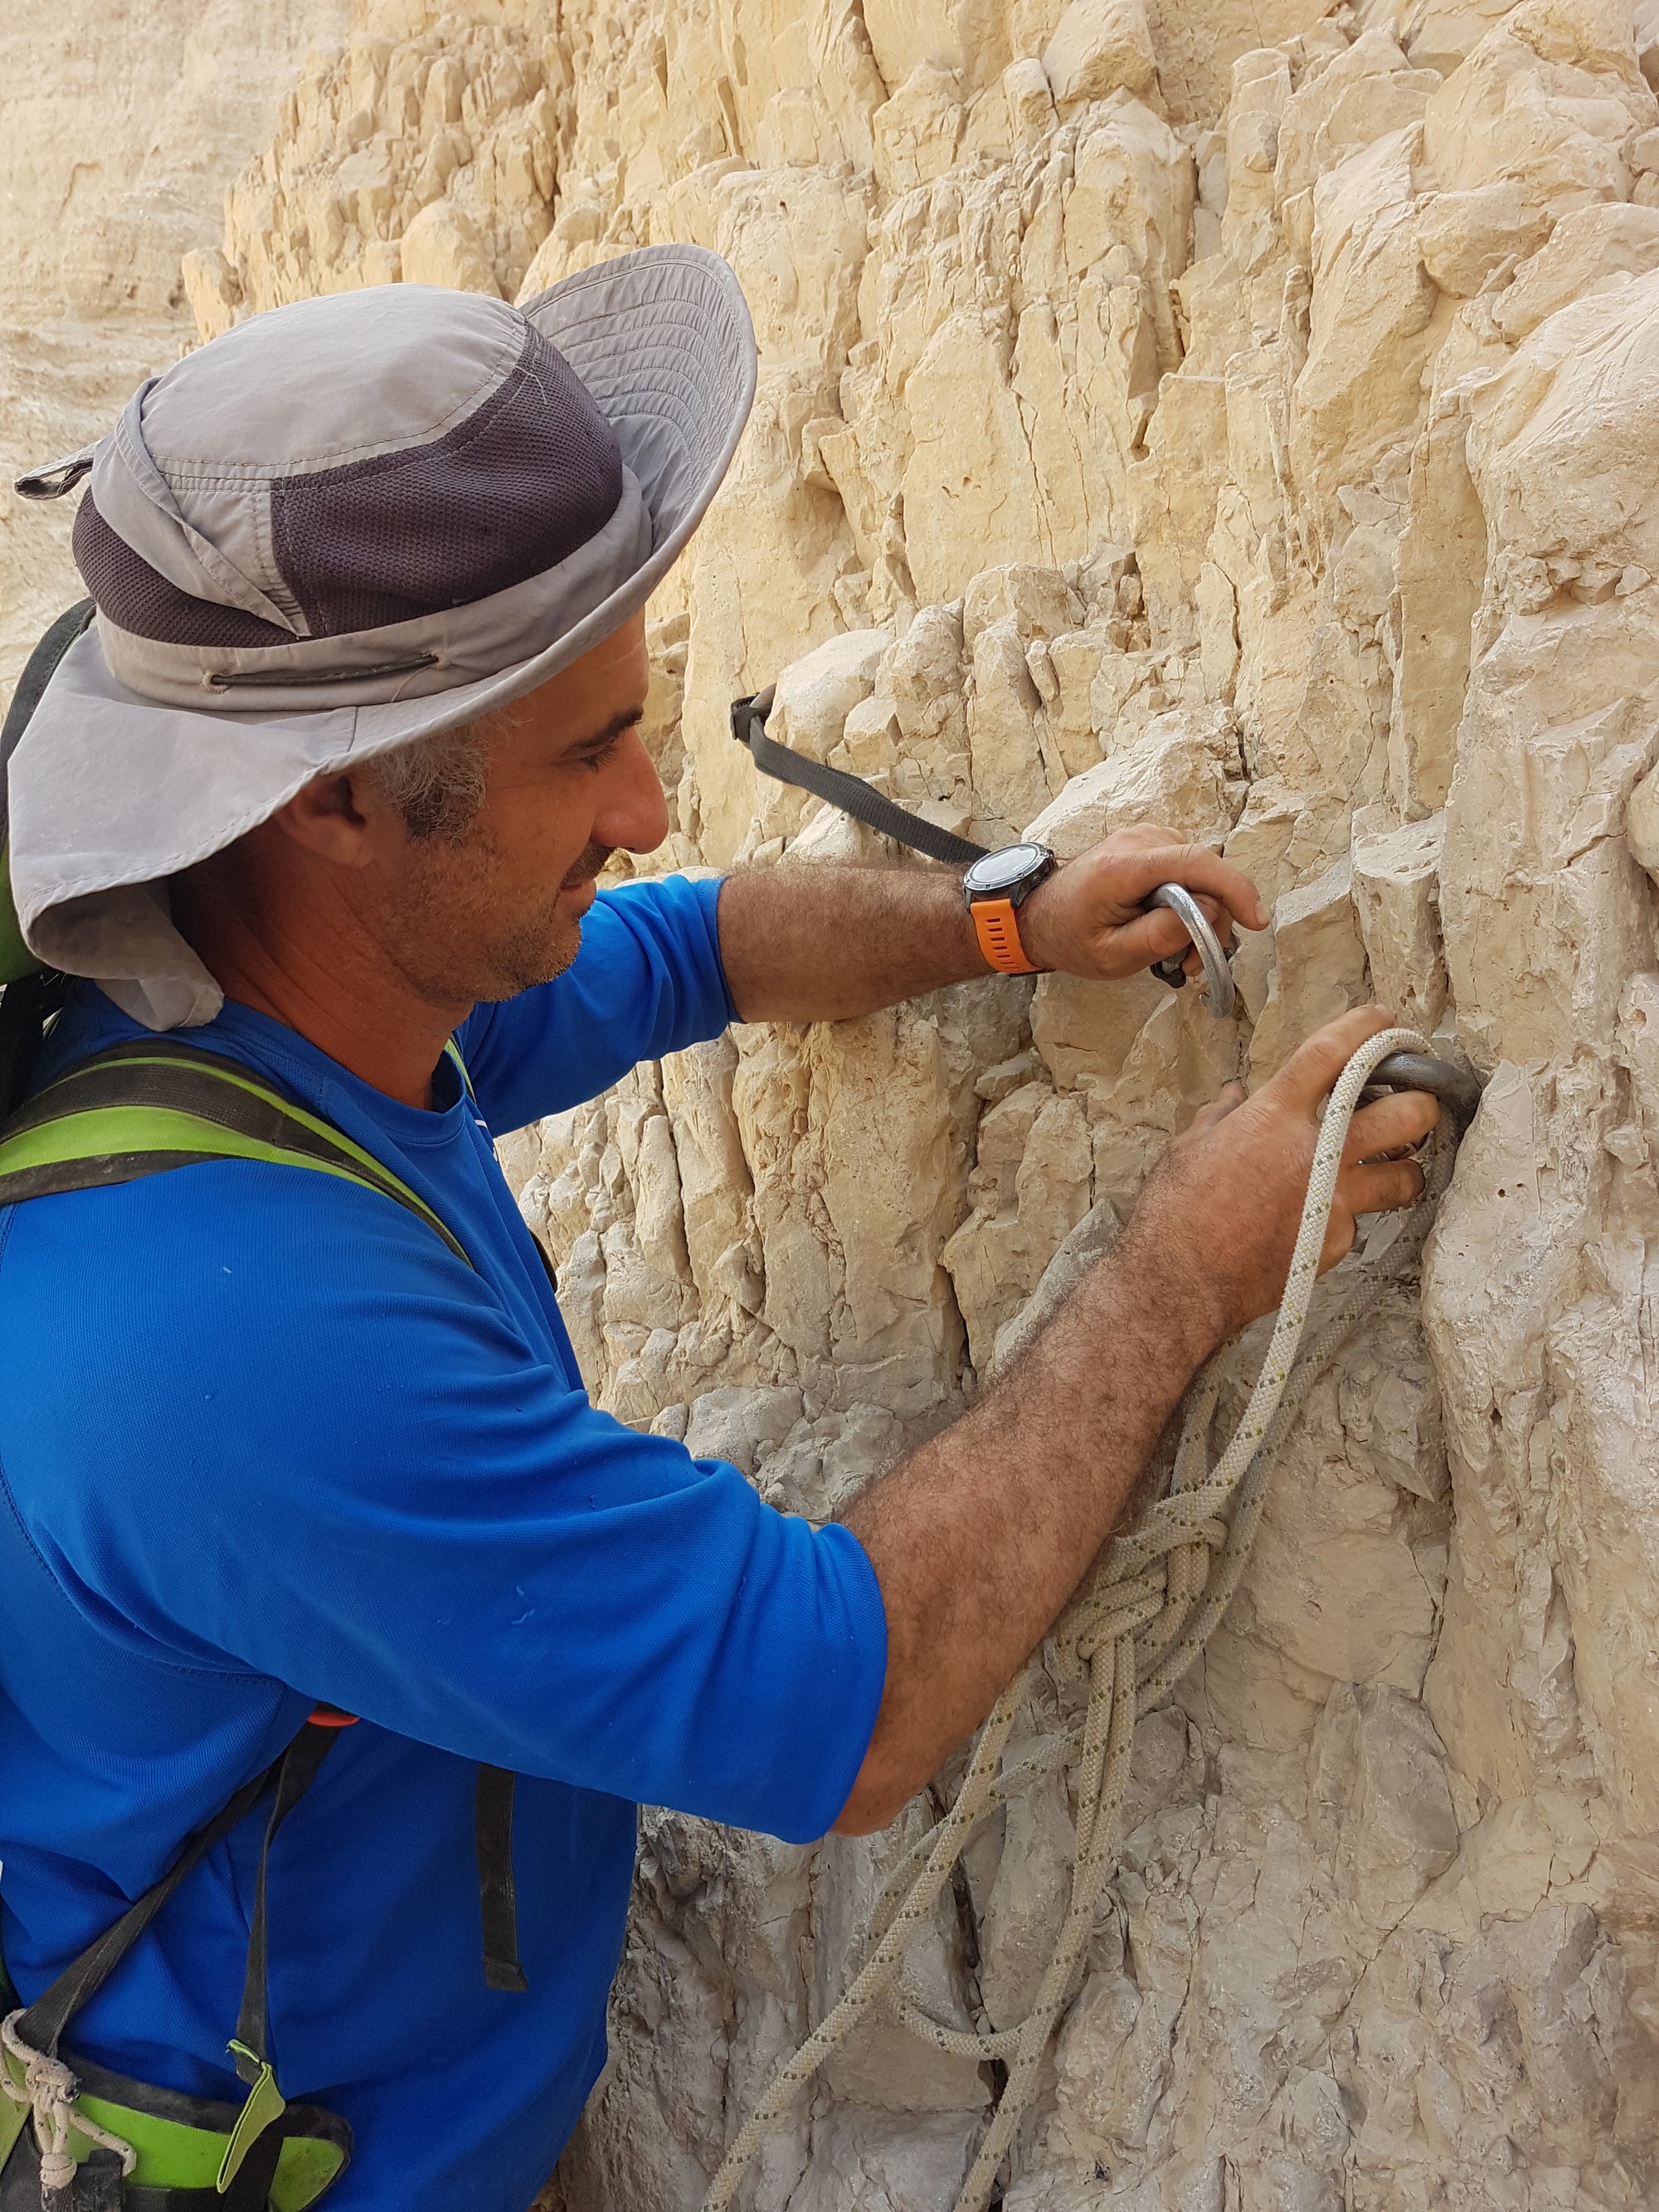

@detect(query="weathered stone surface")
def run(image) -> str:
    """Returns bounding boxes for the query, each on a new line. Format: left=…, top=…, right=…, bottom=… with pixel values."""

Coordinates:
left=0, top=0, right=351, bottom=704
left=10, top=0, right=1659, bottom=2205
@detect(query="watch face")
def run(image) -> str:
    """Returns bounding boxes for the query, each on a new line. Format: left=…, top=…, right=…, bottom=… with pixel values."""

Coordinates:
left=966, top=843, right=1052, bottom=896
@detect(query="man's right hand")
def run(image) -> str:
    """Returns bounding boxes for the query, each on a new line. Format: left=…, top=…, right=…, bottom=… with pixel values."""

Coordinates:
left=1120, top=1005, right=1440, bottom=1350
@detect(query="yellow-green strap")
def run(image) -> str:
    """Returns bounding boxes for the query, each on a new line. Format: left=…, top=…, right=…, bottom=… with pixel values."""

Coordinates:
left=0, top=1103, right=472, bottom=1268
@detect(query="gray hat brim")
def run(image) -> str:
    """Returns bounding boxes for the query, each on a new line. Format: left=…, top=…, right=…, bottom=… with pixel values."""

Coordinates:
left=8, top=245, right=757, bottom=1029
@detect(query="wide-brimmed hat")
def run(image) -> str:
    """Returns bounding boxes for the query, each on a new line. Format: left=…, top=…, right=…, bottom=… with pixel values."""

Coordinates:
left=6, top=245, right=756, bottom=1028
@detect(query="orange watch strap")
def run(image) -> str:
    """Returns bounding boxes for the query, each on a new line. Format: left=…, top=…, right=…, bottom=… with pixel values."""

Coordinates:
left=971, top=896, right=1039, bottom=975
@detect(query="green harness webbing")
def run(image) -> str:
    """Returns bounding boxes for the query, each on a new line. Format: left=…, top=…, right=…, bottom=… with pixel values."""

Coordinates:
left=0, top=1039, right=470, bottom=1262
left=0, top=1036, right=535, bottom=2206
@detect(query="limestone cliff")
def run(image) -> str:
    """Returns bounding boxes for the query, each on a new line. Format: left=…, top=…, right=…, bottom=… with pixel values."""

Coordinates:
left=8, top=0, right=1659, bottom=2205
left=0, top=0, right=353, bottom=701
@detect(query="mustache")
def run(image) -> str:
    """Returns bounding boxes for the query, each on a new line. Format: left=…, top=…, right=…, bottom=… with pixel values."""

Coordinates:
left=560, top=842, right=613, bottom=890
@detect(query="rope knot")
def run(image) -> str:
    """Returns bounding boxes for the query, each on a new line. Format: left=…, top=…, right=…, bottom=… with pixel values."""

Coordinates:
left=2, top=2009, right=137, bottom=2188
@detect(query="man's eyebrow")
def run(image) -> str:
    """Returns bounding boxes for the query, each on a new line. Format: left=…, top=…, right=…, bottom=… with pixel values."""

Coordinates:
left=569, top=705, right=646, bottom=752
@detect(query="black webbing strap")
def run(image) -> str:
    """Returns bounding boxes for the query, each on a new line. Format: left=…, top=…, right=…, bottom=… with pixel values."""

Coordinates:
left=230, top=1727, right=341, bottom=2078
left=475, top=1767, right=528, bottom=1992
left=15, top=1728, right=331, bottom=2062
left=0, top=970, right=66, bottom=1124
left=729, top=687, right=990, bottom=868
left=0, top=603, right=95, bottom=1118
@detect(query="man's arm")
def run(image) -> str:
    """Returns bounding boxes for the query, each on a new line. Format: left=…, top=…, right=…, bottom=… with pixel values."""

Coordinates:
left=833, top=1008, right=1439, bottom=1832
left=716, top=824, right=1270, bottom=1023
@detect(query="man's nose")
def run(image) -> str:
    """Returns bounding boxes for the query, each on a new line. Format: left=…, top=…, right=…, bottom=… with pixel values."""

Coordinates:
left=593, top=726, right=670, bottom=855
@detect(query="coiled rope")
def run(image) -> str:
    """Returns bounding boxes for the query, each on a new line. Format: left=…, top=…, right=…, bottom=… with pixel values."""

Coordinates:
left=706, top=1026, right=1450, bottom=2212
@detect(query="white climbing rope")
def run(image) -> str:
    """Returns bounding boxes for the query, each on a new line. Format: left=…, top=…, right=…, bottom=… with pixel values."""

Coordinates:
left=706, top=1026, right=1451, bottom=2212
left=2, top=2009, right=138, bottom=2192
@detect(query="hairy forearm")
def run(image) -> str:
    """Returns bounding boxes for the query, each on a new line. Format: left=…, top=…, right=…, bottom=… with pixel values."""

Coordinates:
left=834, top=1225, right=1220, bottom=1833
left=718, top=863, right=995, bottom=1022
left=829, top=1003, right=1443, bottom=1835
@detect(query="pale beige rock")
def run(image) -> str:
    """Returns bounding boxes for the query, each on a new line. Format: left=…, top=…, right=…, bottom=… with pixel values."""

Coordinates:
left=17, top=0, right=1659, bottom=2203
left=1248, top=855, right=1370, bottom=1078
left=1493, top=197, right=1659, bottom=338
left=399, top=197, right=502, bottom=292
left=940, top=1080, right=1092, bottom=1364
left=1352, top=809, right=1450, bottom=1032
left=1040, top=0, right=1158, bottom=110
left=1413, top=179, right=1554, bottom=293
left=0, top=0, right=351, bottom=707
left=1627, top=753, right=1659, bottom=879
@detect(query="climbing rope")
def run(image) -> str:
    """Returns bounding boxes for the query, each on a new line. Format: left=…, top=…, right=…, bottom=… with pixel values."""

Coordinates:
left=706, top=1026, right=1453, bottom=2212
left=2, top=2010, right=138, bottom=2195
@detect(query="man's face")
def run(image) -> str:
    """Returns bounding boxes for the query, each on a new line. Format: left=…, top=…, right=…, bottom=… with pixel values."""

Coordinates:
left=372, top=611, right=665, bottom=1008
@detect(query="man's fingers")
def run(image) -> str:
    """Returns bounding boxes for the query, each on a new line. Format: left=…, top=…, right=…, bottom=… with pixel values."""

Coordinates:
left=1337, top=1155, right=1427, bottom=1217
left=1097, top=841, right=1269, bottom=931
left=1110, top=906, right=1208, bottom=971
left=1268, top=1006, right=1398, bottom=1117
left=1187, top=1081, right=1248, bottom=1136
left=1342, top=1089, right=1439, bottom=1164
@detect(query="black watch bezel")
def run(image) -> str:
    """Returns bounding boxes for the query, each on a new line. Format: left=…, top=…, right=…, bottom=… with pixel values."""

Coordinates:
left=961, top=842, right=1057, bottom=912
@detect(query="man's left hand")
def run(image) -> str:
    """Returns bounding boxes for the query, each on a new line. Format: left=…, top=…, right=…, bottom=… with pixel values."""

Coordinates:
left=1017, top=824, right=1268, bottom=983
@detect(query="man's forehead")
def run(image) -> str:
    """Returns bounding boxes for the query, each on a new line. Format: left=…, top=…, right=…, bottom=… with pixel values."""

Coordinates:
left=484, top=673, right=646, bottom=756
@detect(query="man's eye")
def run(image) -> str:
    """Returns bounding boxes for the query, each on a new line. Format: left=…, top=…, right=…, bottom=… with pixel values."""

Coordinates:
left=580, top=737, right=622, bottom=771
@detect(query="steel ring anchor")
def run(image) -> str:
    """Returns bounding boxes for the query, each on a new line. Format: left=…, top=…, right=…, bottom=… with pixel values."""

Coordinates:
left=1146, top=882, right=1236, bottom=1018
left=1358, top=1049, right=1483, bottom=1134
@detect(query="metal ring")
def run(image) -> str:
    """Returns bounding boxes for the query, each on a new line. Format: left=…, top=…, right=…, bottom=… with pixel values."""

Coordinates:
left=1358, top=1050, right=1483, bottom=1132
left=1147, top=883, right=1235, bottom=1018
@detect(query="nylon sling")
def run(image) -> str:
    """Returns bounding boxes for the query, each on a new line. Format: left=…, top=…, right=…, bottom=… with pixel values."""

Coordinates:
left=0, top=1034, right=541, bottom=2202
left=728, top=684, right=1213, bottom=995
left=728, top=686, right=990, bottom=867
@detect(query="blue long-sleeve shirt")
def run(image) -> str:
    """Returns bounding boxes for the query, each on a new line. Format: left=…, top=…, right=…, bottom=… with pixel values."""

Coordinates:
left=0, top=873, right=887, bottom=2210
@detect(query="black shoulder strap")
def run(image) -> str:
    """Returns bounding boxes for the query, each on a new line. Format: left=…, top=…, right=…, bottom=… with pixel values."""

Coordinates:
left=0, top=600, right=96, bottom=1118
left=16, top=1726, right=333, bottom=2068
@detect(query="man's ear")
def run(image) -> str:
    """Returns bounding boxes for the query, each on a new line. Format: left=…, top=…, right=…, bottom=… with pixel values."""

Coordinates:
left=267, top=771, right=385, bottom=868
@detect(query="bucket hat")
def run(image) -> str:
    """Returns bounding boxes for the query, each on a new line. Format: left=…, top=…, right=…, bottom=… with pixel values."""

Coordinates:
left=6, top=245, right=757, bottom=1028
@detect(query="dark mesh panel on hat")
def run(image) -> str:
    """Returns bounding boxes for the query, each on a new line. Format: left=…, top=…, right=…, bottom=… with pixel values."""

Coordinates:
left=270, top=323, right=624, bottom=639
left=72, top=494, right=289, bottom=648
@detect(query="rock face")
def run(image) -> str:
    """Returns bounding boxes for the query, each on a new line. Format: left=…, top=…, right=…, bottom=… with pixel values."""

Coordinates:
left=8, top=0, right=1659, bottom=2204
left=0, top=0, right=352, bottom=702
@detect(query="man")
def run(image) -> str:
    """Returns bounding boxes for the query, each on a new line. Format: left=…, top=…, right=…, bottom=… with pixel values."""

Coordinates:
left=0, top=247, right=1435, bottom=2209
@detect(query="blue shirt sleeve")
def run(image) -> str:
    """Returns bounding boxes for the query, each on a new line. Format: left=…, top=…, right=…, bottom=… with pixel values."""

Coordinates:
left=456, top=874, right=737, bottom=1132
left=0, top=1168, right=886, bottom=1846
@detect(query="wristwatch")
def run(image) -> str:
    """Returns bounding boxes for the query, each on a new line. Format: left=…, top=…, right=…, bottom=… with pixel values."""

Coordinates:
left=963, top=842, right=1057, bottom=975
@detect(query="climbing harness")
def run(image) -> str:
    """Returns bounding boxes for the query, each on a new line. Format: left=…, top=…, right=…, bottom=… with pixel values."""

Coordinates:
left=0, top=604, right=541, bottom=2206
left=0, top=1034, right=543, bottom=2208
left=724, top=683, right=1481, bottom=2210
left=705, top=1024, right=1465, bottom=2212
left=0, top=1719, right=356, bottom=2210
